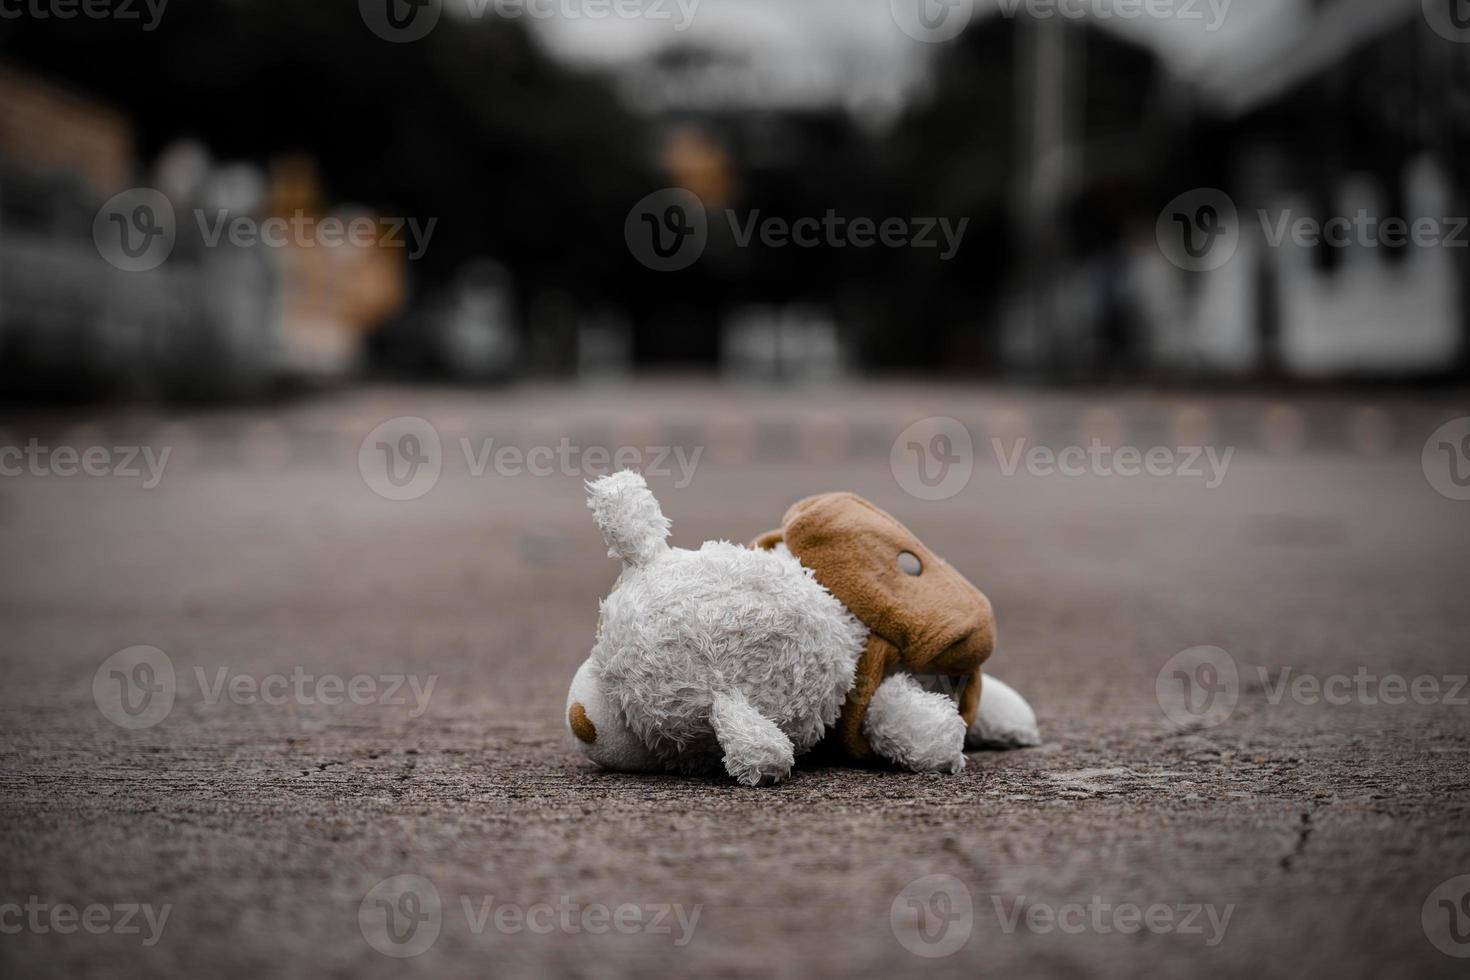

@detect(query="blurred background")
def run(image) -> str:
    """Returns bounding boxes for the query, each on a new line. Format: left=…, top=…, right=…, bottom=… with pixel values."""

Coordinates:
left=2, top=0, right=1467, bottom=397
left=5, top=6, right=1470, bottom=979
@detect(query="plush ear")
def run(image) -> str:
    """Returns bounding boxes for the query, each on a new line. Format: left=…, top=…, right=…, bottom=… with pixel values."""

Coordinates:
left=586, top=471, right=670, bottom=569
left=835, top=633, right=898, bottom=759
left=750, top=529, right=784, bottom=550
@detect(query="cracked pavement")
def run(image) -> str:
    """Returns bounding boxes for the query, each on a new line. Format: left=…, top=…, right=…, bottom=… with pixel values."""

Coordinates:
left=2, top=383, right=1469, bottom=978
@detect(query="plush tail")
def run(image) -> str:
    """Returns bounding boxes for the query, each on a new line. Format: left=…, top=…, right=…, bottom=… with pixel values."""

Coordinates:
left=586, top=471, right=670, bottom=569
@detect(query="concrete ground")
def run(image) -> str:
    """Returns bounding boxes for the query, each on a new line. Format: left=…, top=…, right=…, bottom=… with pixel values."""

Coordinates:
left=2, top=382, right=1469, bottom=979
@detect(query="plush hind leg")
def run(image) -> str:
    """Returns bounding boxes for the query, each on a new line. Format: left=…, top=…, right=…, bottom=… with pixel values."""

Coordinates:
left=966, top=674, right=1041, bottom=750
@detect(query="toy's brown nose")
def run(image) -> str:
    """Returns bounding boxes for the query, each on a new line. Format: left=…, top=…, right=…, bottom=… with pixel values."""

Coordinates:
left=569, top=702, right=597, bottom=743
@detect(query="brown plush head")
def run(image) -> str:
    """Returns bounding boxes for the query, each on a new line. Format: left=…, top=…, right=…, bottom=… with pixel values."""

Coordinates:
left=753, top=493, right=994, bottom=759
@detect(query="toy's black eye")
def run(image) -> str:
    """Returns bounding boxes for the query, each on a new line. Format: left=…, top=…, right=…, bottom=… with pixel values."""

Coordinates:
left=898, top=551, right=922, bottom=576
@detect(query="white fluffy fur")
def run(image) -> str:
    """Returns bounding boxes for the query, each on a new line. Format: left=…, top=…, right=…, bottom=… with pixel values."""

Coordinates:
left=863, top=674, right=968, bottom=774
left=573, top=473, right=866, bottom=781
left=966, top=674, right=1042, bottom=750
left=710, top=692, right=795, bottom=786
left=567, top=472, right=1041, bottom=784
left=587, top=470, right=671, bottom=568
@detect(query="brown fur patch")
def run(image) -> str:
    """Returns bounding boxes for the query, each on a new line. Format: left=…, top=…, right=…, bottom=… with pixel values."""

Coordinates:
left=568, top=702, right=596, bottom=743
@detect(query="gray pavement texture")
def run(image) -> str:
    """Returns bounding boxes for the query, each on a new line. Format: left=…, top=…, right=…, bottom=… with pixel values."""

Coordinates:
left=2, top=382, right=1469, bottom=980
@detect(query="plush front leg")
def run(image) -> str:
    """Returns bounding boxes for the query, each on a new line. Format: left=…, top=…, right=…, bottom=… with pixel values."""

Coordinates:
left=863, top=674, right=966, bottom=774
left=710, top=691, right=795, bottom=786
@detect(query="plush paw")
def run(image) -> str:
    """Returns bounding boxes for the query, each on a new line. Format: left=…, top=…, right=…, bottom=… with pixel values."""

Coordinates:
left=966, top=674, right=1042, bottom=750
left=864, top=674, right=968, bottom=774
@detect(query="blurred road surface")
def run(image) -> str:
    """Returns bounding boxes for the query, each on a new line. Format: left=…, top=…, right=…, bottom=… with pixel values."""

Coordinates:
left=2, top=382, right=1469, bottom=978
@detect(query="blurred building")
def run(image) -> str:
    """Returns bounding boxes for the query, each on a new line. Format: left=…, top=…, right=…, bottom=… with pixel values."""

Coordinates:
left=0, top=66, right=409, bottom=399
left=988, top=0, right=1469, bottom=380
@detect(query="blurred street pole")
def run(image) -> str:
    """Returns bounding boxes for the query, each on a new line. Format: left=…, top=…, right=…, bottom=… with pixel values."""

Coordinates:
left=1018, top=16, right=1077, bottom=376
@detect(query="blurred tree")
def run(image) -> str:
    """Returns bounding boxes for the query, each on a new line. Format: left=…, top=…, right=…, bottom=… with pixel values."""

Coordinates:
left=0, top=0, right=661, bottom=309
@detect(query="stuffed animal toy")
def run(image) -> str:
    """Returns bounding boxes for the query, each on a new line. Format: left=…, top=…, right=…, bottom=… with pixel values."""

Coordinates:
left=566, top=471, right=1039, bottom=785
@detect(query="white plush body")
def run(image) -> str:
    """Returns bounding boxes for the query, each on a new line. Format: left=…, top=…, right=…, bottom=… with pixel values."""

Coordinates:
left=595, top=539, right=867, bottom=781
left=567, top=472, right=1039, bottom=785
